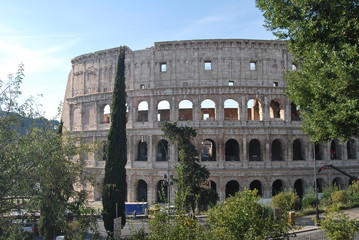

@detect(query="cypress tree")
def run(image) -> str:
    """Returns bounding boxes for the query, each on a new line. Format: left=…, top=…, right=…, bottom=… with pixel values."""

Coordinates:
left=102, top=46, right=127, bottom=233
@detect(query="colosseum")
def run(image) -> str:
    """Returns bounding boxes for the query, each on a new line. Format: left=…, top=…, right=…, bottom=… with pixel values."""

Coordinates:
left=61, top=39, right=359, bottom=204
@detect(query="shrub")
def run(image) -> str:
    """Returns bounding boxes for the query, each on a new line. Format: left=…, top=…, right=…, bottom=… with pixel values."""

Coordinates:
left=207, top=189, right=293, bottom=240
left=272, top=191, right=301, bottom=212
left=320, top=185, right=338, bottom=207
left=321, top=205, right=358, bottom=240
left=347, top=181, right=359, bottom=205
left=331, top=190, right=348, bottom=206
left=301, top=189, right=317, bottom=209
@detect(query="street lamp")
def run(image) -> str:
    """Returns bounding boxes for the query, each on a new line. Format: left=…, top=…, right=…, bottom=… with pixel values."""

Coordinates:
left=313, top=142, right=320, bottom=225
left=160, top=139, right=172, bottom=212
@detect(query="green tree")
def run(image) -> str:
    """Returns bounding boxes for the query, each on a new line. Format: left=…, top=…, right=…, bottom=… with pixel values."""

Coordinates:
left=321, top=205, right=358, bottom=240
left=0, top=66, right=97, bottom=239
left=256, top=0, right=359, bottom=142
left=161, top=122, right=217, bottom=216
left=102, top=46, right=128, bottom=234
left=207, top=189, right=293, bottom=240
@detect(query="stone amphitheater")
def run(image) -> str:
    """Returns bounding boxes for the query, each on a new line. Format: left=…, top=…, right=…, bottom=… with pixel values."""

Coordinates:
left=61, top=39, right=359, bottom=204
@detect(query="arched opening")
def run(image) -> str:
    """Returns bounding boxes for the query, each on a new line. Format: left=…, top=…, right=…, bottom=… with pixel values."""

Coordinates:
left=347, top=139, right=356, bottom=159
left=315, top=143, right=324, bottom=160
left=247, top=99, right=262, bottom=121
left=178, top=100, right=193, bottom=121
left=271, top=139, right=283, bottom=161
left=225, top=139, right=240, bottom=161
left=157, top=100, right=170, bottom=121
left=210, top=180, right=217, bottom=193
left=269, top=99, right=283, bottom=119
left=332, top=177, right=343, bottom=190
left=330, top=139, right=341, bottom=160
left=225, top=180, right=239, bottom=198
left=293, top=139, right=304, bottom=160
left=294, top=179, right=304, bottom=198
left=137, top=180, right=148, bottom=202
left=201, top=99, right=216, bottom=120
left=156, top=139, right=169, bottom=161
left=316, top=178, right=325, bottom=193
left=137, top=141, right=147, bottom=161
left=290, top=102, right=300, bottom=121
left=201, top=139, right=216, bottom=161
left=272, top=179, right=283, bottom=196
left=224, top=99, right=240, bottom=120
left=102, top=104, right=111, bottom=123
left=156, top=180, right=168, bottom=203
left=137, top=101, right=149, bottom=122
left=249, top=180, right=262, bottom=197
left=249, top=139, right=261, bottom=161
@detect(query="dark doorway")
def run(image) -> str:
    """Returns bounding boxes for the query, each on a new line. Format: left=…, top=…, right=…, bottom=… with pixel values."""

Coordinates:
left=137, top=180, right=148, bottom=202
left=225, top=180, right=239, bottom=198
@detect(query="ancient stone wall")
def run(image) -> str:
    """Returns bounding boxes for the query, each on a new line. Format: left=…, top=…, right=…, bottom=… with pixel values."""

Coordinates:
left=62, top=39, right=359, bottom=204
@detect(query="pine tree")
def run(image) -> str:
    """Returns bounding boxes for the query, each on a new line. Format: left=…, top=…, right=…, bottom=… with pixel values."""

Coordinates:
left=102, top=46, right=127, bottom=233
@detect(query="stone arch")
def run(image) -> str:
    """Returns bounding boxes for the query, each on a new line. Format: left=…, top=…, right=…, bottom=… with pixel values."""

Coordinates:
left=137, top=141, right=147, bottom=161
left=225, top=180, right=239, bottom=198
left=247, top=99, right=263, bottom=121
left=347, top=139, right=356, bottom=159
left=269, top=99, right=284, bottom=120
left=315, top=143, right=324, bottom=160
left=249, top=180, right=262, bottom=197
left=201, top=139, right=216, bottom=161
left=72, top=107, right=81, bottom=127
left=294, top=179, right=304, bottom=198
left=210, top=180, right=217, bottom=193
left=316, top=178, right=325, bottom=193
left=224, top=99, right=240, bottom=120
left=137, top=101, right=149, bottom=122
left=102, top=104, right=111, bottom=123
left=332, top=177, right=344, bottom=189
left=156, top=180, right=168, bottom=203
left=290, top=102, right=300, bottom=121
left=137, top=179, right=148, bottom=202
left=156, top=139, right=169, bottom=161
left=178, top=99, right=193, bottom=121
left=157, top=100, right=170, bottom=121
left=330, top=139, right=342, bottom=160
left=249, top=139, right=261, bottom=161
left=201, top=99, right=216, bottom=120
left=293, top=139, right=304, bottom=160
left=272, top=179, right=283, bottom=196
left=271, top=139, right=283, bottom=161
left=225, top=139, right=240, bottom=161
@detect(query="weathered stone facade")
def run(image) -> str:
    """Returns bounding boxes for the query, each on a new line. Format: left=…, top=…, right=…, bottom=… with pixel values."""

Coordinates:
left=62, top=39, right=359, bottom=204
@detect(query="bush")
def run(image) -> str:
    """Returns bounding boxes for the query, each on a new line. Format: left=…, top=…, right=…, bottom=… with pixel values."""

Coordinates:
left=331, top=190, right=348, bottom=206
left=207, top=189, right=293, bottom=240
left=301, top=189, right=317, bottom=209
left=320, top=185, right=338, bottom=207
left=347, top=181, right=359, bottom=205
left=272, top=191, right=301, bottom=212
left=321, top=205, right=358, bottom=240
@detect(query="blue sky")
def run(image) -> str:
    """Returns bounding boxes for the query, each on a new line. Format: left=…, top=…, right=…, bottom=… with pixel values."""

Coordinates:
left=0, top=0, right=275, bottom=119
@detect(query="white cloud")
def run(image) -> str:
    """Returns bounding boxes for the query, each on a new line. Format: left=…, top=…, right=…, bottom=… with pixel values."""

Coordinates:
left=0, top=36, right=79, bottom=79
left=197, top=16, right=225, bottom=24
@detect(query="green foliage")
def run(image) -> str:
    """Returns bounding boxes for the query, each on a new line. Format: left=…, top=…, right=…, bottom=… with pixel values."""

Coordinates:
left=272, top=191, right=301, bottom=212
left=161, top=122, right=217, bottom=216
left=207, top=189, right=293, bottom=240
left=347, top=181, right=359, bottom=205
left=301, top=189, right=316, bottom=208
left=321, top=205, right=358, bottom=240
left=256, top=0, right=359, bottom=142
left=0, top=67, right=98, bottom=239
left=148, top=211, right=205, bottom=240
left=320, top=185, right=338, bottom=207
left=331, top=190, right=348, bottom=206
left=102, top=46, right=128, bottom=233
